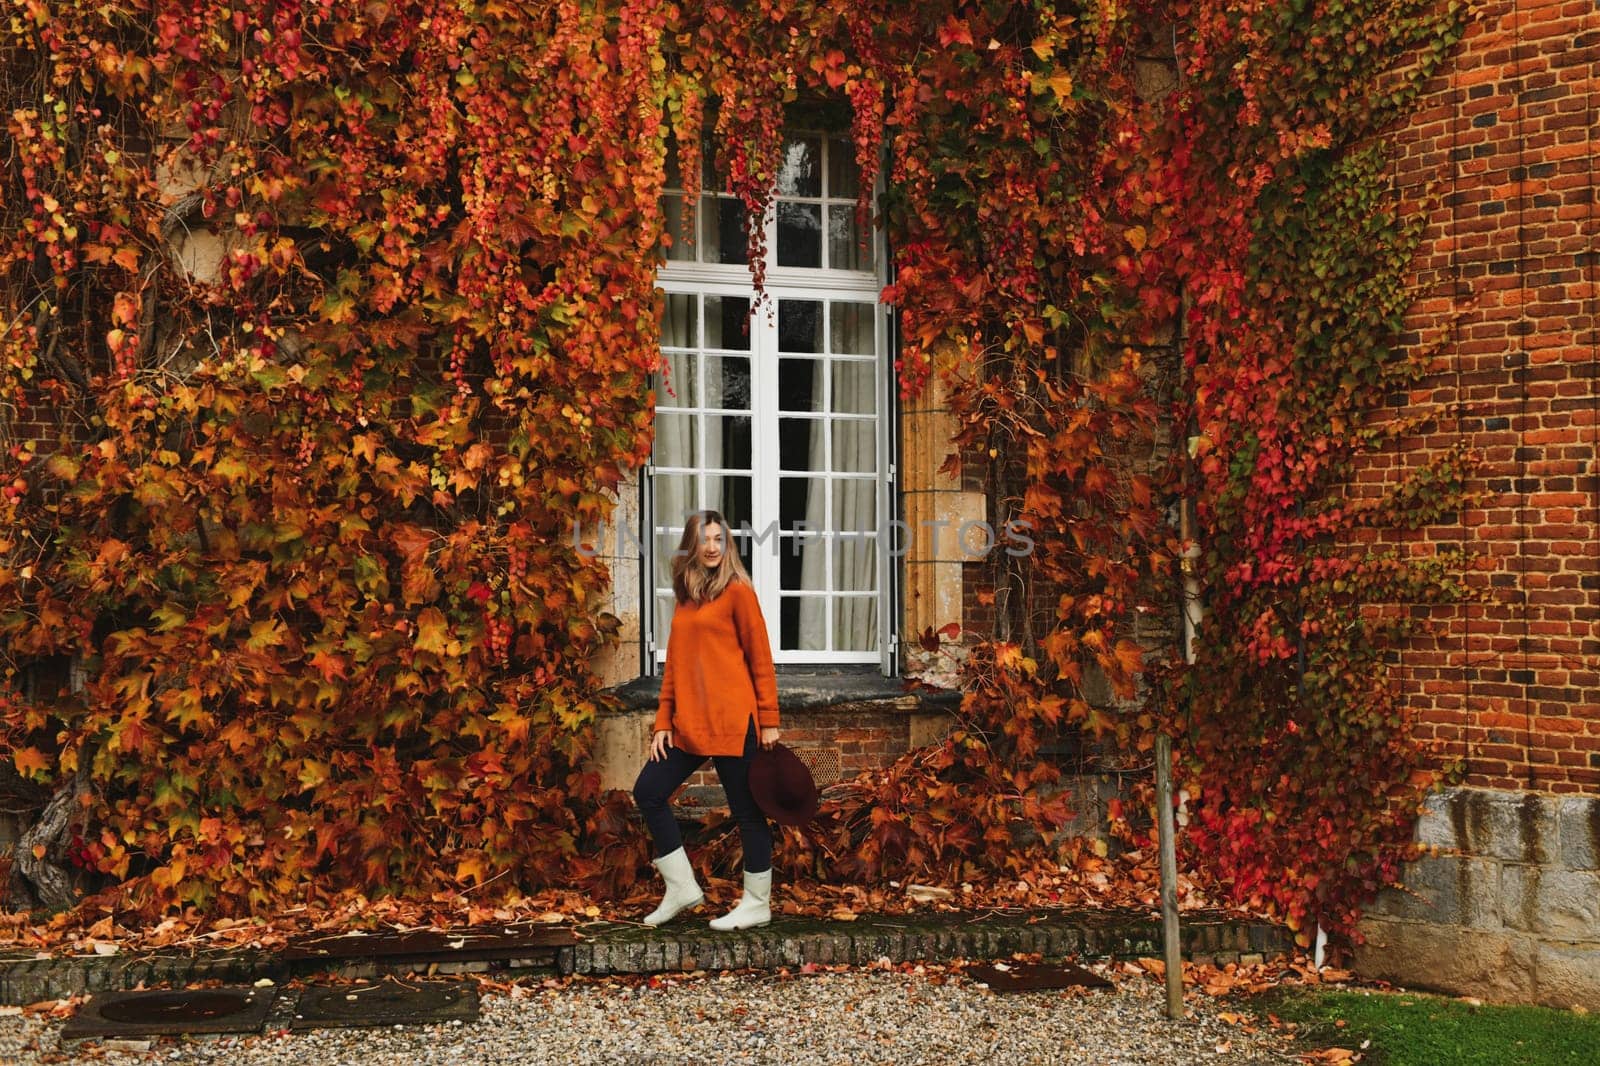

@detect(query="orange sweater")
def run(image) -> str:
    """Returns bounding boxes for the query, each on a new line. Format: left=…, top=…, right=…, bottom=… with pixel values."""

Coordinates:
left=653, top=579, right=779, bottom=756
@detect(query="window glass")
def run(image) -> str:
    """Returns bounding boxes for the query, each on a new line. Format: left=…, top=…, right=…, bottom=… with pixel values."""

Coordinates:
left=777, top=202, right=822, bottom=268
left=653, top=413, right=697, bottom=468
left=827, top=205, right=872, bottom=271
left=829, top=302, right=875, bottom=355
left=778, top=300, right=822, bottom=353
left=834, top=538, right=876, bottom=593
left=703, top=356, right=751, bottom=410
left=703, top=419, right=752, bottom=471
left=704, top=296, right=751, bottom=351
left=660, top=195, right=694, bottom=261
left=831, top=360, right=874, bottom=414
left=831, top=421, right=876, bottom=473
left=701, top=197, right=748, bottom=265
left=777, top=137, right=823, bottom=197
left=660, top=293, right=697, bottom=348
left=831, top=478, right=876, bottom=531
left=833, top=596, right=876, bottom=651
left=827, top=137, right=859, bottom=199
left=652, top=349, right=695, bottom=408
left=778, top=359, right=824, bottom=413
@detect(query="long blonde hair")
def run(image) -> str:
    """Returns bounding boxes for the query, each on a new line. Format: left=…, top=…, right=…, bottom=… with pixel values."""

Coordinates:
left=672, top=510, right=751, bottom=605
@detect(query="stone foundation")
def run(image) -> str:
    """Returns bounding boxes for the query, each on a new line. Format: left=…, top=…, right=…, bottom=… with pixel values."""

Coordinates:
left=1354, top=786, right=1600, bottom=1010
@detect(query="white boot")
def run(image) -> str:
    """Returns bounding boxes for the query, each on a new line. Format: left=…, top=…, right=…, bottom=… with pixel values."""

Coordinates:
left=709, top=868, right=772, bottom=931
left=643, top=847, right=704, bottom=927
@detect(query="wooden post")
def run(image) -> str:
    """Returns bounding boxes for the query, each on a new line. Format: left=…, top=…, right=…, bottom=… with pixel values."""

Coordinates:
left=1155, top=732, right=1183, bottom=1019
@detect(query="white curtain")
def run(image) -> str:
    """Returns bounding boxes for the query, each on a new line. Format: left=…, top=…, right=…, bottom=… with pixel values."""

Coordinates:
left=796, top=360, right=828, bottom=650
left=834, top=430, right=875, bottom=651
left=794, top=305, right=877, bottom=653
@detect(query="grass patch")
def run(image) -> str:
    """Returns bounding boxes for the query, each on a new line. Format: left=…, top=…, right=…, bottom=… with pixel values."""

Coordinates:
left=1252, top=986, right=1600, bottom=1065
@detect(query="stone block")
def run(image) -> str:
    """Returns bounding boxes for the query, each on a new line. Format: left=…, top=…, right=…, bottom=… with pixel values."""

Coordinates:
left=1557, top=795, right=1600, bottom=871
left=588, top=710, right=652, bottom=792
left=1366, top=854, right=1466, bottom=924
left=1415, top=788, right=1462, bottom=850
left=1502, top=866, right=1600, bottom=940
left=903, top=559, right=964, bottom=639
left=1353, top=918, right=1536, bottom=1005
left=900, top=410, right=960, bottom=494
left=1460, top=788, right=1559, bottom=865
left=1532, top=941, right=1600, bottom=1011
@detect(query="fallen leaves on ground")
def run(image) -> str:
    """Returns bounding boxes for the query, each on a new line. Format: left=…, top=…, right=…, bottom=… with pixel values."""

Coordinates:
left=0, top=835, right=1265, bottom=958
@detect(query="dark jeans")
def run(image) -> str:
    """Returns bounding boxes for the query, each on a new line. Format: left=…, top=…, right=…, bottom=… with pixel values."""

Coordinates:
left=632, top=717, right=772, bottom=874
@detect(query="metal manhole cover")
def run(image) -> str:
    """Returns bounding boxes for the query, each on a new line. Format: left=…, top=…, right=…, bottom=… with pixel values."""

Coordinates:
left=966, top=960, right=1113, bottom=993
left=63, top=986, right=276, bottom=1039
left=292, top=978, right=480, bottom=1030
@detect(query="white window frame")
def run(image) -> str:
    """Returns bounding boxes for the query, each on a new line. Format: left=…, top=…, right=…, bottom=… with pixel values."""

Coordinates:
left=643, top=134, right=896, bottom=672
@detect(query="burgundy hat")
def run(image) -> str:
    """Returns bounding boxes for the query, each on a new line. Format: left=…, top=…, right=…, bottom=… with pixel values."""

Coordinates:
left=749, top=743, right=820, bottom=827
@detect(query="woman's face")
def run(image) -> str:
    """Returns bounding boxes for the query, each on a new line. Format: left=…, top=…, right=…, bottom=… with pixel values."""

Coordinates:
left=696, top=522, right=725, bottom=571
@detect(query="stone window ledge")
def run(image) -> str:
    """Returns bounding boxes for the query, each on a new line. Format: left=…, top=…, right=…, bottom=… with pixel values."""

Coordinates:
left=602, top=664, right=961, bottom=715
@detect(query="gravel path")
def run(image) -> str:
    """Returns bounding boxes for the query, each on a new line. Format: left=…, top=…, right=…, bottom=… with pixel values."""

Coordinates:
left=1, top=967, right=1296, bottom=1065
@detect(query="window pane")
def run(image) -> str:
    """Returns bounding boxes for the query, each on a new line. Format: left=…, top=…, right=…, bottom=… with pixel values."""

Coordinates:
left=828, top=137, right=859, bottom=199
left=778, top=536, right=827, bottom=591
left=779, top=476, right=825, bottom=529
left=831, top=421, right=875, bottom=473
left=704, top=417, right=751, bottom=470
left=833, top=595, right=877, bottom=652
left=777, top=136, right=822, bottom=197
left=653, top=413, right=697, bottom=468
left=827, top=205, right=872, bottom=272
left=832, top=478, right=876, bottom=531
left=778, top=300, right=822, bottom=353
left=703, top=355, right=751, bottom=410
left=779, top=595, right=828, bottom=651
left=654, top=534, right=685, bottom=591
left=701, top=196, right=748, bottom=265
left=778, top=418, right=824, bottom=471
left=776, top=202, right=822, bottom=268
left=660, top=195, right=693, bottom=261
left=704, top=474, right=752, bottom=529
left=652, top=474, right=695, bottom=527
left=828, top=302, right=875, bottom=355
left=729, top=529, right=757, bottom=582
left=705, top=296, right=751, bottom=351
left=652, top=350, right=695, bottom=408
left=778, top=359, right=824, bottom=413
left=703, top=143, right=725, bottom=192
left=834, top=537, right=877, bottom=593
left=660, top=292, right=697, bottom=347
left=831, top=360, right=874, bottom=414
left=656, top=592, right=677, bottom=648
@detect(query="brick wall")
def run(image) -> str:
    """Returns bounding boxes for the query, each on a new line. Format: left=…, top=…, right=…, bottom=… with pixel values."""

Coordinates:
left=680, top=706, right=919, bottom=796
left=1387, top=0, right=1598, bottom=793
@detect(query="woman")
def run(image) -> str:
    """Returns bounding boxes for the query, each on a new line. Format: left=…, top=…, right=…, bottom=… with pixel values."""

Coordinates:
left=632, top=509, right=781, bottom=930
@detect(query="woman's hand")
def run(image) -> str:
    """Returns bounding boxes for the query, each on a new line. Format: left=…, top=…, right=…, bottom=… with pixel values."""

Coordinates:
left=759, top=727, right=780, bottom=750
left=650, top=729, right=674, bottom=761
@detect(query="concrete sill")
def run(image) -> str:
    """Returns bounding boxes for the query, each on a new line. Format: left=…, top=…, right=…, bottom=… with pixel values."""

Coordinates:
left=602, top=664, right=961, bottom=716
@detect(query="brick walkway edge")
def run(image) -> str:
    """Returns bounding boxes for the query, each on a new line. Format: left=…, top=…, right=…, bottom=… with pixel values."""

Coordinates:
left=0, top=909, right=1290, bottom=1005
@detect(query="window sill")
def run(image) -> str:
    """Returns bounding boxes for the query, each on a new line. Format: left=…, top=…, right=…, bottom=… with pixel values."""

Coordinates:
left=602, top=664, right=960, bottom=716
